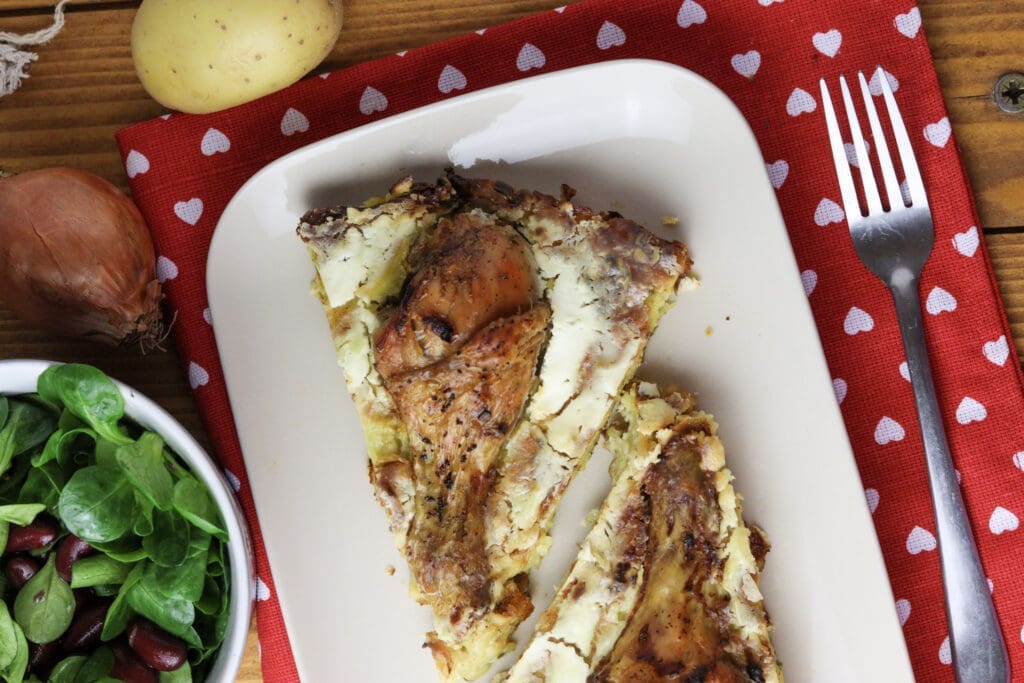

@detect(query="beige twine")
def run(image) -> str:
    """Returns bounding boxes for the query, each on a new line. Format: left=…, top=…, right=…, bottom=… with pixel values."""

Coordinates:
left=0, top=0, right=70, bottom=98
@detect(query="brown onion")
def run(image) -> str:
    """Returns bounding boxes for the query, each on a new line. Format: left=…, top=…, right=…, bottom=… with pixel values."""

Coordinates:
left=0, top=167, right=164, bottom=349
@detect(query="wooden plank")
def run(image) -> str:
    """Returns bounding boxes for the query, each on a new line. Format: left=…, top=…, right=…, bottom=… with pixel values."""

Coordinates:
left=0, top=0, right=130, bottom=12
left=919, top=0, right=1024, bottom=229
left=987, top=232, right=1024, bottom=361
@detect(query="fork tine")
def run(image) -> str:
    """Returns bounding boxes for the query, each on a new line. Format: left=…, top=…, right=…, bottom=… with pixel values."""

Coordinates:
left=819, top=79, right=861, bottom=220
left=876, top=66, right=927, bottom=207
left=839, top=76, right=882, bottom=215
left=858, top=71, right=903, bottom=210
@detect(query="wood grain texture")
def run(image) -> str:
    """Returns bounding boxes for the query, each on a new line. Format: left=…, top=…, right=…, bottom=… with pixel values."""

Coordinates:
left=920, top=0, right=1024, bottom=229
left=0, top=0, right=128, bottom=11
left=988, top=232, right=1024, bottom=358
left=0, top=2, right=1022, bottom=681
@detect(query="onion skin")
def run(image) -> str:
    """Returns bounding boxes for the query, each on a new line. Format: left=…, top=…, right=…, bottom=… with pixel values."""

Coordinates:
left=0, top=168, right=164, bottom=348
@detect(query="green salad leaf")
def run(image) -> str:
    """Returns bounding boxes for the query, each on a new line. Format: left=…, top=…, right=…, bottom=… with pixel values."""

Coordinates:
left=0, top=504, right=44, bottom=526
left=173, top=477, right=227, bottom=541
left=58, top=466, right=136, bottom=544
left=71, top=646, right=114, bottom=683
left=45, top=656, right=87, bottom=683
left=0, top=400, right=57, bottom=478
left=116, top=433, right=174, bottom=511
left=100, top=562, right=144, bottom=642
left=13, top=556, right=74, bottom=644
left=144, top=509, right=190, bottom=568
left=37, top=365, right=131, bottom=446
left=127, top=564, right=195, bottom=639
left=70, top=556, right=134, bottom=590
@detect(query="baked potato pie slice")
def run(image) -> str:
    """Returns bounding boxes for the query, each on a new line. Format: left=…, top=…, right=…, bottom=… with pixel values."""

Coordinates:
left=296, top=172, right=693, bottom=681
left=499, top=383, right=782, bottom=683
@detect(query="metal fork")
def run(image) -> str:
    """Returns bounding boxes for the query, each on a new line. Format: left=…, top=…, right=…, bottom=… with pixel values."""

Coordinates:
left=820, top=68, right=1010, bottom=683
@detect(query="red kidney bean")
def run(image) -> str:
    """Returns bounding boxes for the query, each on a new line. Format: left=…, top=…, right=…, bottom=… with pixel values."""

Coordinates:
left=4, top=516, right=60, bottom=552
left=127, top=619, right=187, bottom=672
left=55, top=535, right=94, bottom=583
left=73, top=588, right=92, bottom=612
left=5, top=556, right=40, bottom=590
left=110, top=641, right=158, bottom=683
left=61, top=599, right=111, bottom=653
left=28, top=640, right=60, bottom=678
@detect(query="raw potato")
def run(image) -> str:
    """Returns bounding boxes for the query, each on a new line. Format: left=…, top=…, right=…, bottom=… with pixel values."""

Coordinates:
left=131, top=0, right=344, bottom=114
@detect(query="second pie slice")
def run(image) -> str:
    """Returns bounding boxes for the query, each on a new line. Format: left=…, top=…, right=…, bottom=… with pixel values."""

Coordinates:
left=500, top=382, right=782, bottom=682
left=296, top=172, right=694, bottom=681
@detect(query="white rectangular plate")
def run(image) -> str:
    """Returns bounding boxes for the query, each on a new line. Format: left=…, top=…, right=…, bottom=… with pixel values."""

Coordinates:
left=208, top=59, right=914, bottom=682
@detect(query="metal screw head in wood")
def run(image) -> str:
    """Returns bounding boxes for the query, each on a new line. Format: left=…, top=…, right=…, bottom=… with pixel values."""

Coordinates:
left=994, top=72, right=1024, bottom=114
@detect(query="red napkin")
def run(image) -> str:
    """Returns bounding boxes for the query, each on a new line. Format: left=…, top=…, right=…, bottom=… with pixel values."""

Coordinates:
left=116, top=0, right=1024, bottom=680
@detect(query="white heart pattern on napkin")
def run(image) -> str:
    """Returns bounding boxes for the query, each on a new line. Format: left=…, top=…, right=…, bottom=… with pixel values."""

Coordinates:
left=676, top=0, right=707, bottom=28
left=925, top=118, right=951, bottom=147
left=907, top=526, right=937, bottom=554
left=766, top=159, right=788, bottom=189
left=812, top=29, right=842, bottom=58
left=833, top=377, right=847, bottom=404
left=801, top=269, right=817, bottom=296
left=224, top=468, right=241, bottom=493
left=844, top=139, right=870, bottom=168
left=925, top=286, right=957, bottom=315
left=125, top=150, right=150, bottom=178
left=188, top=361, right=209, bottom=389
left=554, top=6, right=566, bottom=12
left=438, top=65, right=467, bottom=93
left=814, top=198, right=844, bottom=226
left=956, top=397, right=987, bottom=424
left=895, top=8, right=922, bottom=39
left=203, top=307, right=213, bottom=325
left=939, top=636, right=951, bottom=665
left=1013, top=452, right=1024, bottom=472
left=731, top=50, right=760, bottom=78
left=952, top=226, right=979, bottom=257
left=200, top=128, right=230, bottom=156
left=596, top=20, right=626, bottom=49
left=989, top=506, right=1019, bottom=535
left=984, top=335, right=1009, bottom=366
left=899, top=361, right=910, bottom=382
left=896, top=598, right=911, bottom=626
left=758, top=0, right=782, bottom=5
left=173, top=198, right=203, bottom=226
left=844, top=306, right=874, bottom=335
left=475, top=28, right=487, bottom=36
left=359, top=86, right=388, bottom=115
left=516, top=43, right=546, bottom=71
left=865, top=487, right=879, bottom=514
left=868, top=69, right=899, bottom=96
left=280, top=108, right=310, bottom=136
left=786, top=87, right=816, bottom=116
left=156, top=256, right=178, bottom=283
left=254, top=576, right=271, bottom=601
left=875, top=416, right=905, bottom=444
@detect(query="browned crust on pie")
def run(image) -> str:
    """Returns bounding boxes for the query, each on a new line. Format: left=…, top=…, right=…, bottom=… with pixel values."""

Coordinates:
left=297, top=172, right=694, bottom=681
left=591, top=417, right=772, bottom=682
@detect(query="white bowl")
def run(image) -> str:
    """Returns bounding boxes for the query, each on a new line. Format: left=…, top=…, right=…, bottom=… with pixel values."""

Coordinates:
left=0, top=359, right=255, bottom=681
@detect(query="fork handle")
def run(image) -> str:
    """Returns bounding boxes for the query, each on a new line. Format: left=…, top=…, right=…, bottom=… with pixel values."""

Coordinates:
left=890, top=275, right=1010, bottom=683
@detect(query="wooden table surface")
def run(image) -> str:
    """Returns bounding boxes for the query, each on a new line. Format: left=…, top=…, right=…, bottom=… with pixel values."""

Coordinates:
left=1, top=1, right=1022, bottom=680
